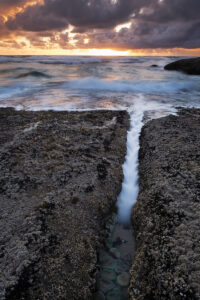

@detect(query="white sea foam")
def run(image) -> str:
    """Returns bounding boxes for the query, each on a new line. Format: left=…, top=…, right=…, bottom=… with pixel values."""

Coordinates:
left=117, top=96, right=176, bottom=225
left=65, top=77, right=199, bottom=94
left=0, top=82, right=42, bottom=101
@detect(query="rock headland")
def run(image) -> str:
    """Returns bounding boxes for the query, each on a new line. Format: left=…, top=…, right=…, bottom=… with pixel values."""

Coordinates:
left=164, top=57, right=200, bottom=75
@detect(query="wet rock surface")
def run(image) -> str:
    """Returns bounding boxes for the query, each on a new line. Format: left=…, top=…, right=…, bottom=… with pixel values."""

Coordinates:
left=164, top=57, right=200, bottom=75
left=0, top=108, right=129, bottom=300
left=130, top=108, right=200, bottom=300
left=96, top=215, right=134, bottom=300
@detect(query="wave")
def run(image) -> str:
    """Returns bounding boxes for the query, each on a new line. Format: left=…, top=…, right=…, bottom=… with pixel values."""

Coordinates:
left=64, top=77, right=200, bottom=94
left=0, top=67, right=26, bottom=74
left=16, top=71, right=50, bottom=79
left=38, top=56, right=105, bottom=65
left=0, top=82, right=42, bottom=100
left=0, top=55, right=106, bottom=65
left=0, top=56, right=24, bottom=63
left=117, top=58, right=148, bottom=64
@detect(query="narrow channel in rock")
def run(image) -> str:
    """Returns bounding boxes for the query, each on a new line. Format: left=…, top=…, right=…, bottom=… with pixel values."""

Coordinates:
left=95, top=98, right=176, bottom=300
left=95, top=106, right=143, bottom=300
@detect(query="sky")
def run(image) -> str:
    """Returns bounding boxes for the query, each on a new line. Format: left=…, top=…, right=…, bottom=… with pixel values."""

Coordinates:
left=0, top=0, right=200, bottom=56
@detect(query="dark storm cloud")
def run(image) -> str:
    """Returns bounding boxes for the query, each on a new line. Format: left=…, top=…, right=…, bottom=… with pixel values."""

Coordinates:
left=6, top=0, right=137, bottom=31
left=45, top=0, right=136, bottom=28
left=129, top=0, right=200, bottom=49
left=6, top=4, right=68, bottom=31
left=0, top=0, right=29, bottom=10
left=84, top=19, right=200, bottom=49
left=2, top=0, right=200, bottom=49
left=82, top=0, right=200, bottom=49
left=139, top=0, right=200, bottom=23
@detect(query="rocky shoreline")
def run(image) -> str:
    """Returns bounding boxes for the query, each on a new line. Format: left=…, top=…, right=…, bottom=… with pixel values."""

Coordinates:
left=0, top=108, right=129, bottom=300
left=1, top=107, right=200, bottom=300
left=129, top=108, right=200, bottom=300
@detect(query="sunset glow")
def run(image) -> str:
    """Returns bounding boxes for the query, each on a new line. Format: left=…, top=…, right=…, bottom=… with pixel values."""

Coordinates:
left=0, top=0, right=199, bottom=56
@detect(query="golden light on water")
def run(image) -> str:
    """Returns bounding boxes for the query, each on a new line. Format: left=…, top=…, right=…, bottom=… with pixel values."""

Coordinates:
left=0, top=47, right=132, bottom=56
left=81, top=49, right=130, bottom=56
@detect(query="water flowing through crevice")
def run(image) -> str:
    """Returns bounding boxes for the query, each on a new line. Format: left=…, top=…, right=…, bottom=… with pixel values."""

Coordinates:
left=95, top=96, right=176, bottom=300
left=117, top=108, right=144, bottom=226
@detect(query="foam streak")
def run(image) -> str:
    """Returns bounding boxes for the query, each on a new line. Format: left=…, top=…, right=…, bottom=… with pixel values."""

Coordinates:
left=117, top=96, right=176, bottom=224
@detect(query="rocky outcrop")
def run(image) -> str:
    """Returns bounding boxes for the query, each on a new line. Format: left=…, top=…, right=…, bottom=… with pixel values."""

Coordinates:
left=0, top=108, right=129, bottom=300
left=129, top=108, right=200, bottom=300
left=164, top=57, right=200, bottom=75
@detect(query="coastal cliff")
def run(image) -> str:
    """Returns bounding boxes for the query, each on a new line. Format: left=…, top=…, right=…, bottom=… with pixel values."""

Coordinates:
left=130, top=108, right=200, bottom=300
left=0, top=108, right=129, bottom=300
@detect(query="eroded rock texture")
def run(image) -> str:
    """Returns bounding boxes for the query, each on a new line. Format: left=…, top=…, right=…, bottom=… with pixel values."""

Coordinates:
left=0, top=108, right=129, bottom=300
left=130, top=108, right=200, bottom=300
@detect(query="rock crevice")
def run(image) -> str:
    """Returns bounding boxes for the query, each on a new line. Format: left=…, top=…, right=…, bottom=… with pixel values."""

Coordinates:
left=130, top=108, right=200, bottom=300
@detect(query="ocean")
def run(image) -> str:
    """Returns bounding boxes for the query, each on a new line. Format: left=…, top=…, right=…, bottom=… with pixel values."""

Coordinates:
left=0, top=55, right=199, bottom=114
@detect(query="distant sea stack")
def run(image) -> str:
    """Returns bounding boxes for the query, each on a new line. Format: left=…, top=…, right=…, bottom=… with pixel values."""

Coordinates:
left=164, top=57, right=200, bottom=75
left=129, top=108, right=200, bottom=300
left=0, top=108, right=129, bottom=300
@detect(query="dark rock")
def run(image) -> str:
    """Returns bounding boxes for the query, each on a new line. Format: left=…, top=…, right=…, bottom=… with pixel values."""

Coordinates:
left=97, top=163, right=108, bottom=180
left=106, top=288, right=121, bottom=300
left=109, top=248, right=120, bottom=259
left=0, top=108, right=129, bottom=300
left=101, top=255, right=117, bottom=271
left=164, top=57, right=200, bottom=75
left=95, top=291, right=106, bottom=300
left=97, top=278, right=115, bottom=294
left=101, top=269, right=116, bottom=281
left=129, top=108, right=200, bottom=300
left=113, top=237, right=123, bottom=247
left=151, top=64, right=159, bottom=68
left=117, top=272, right=130, bottom=287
